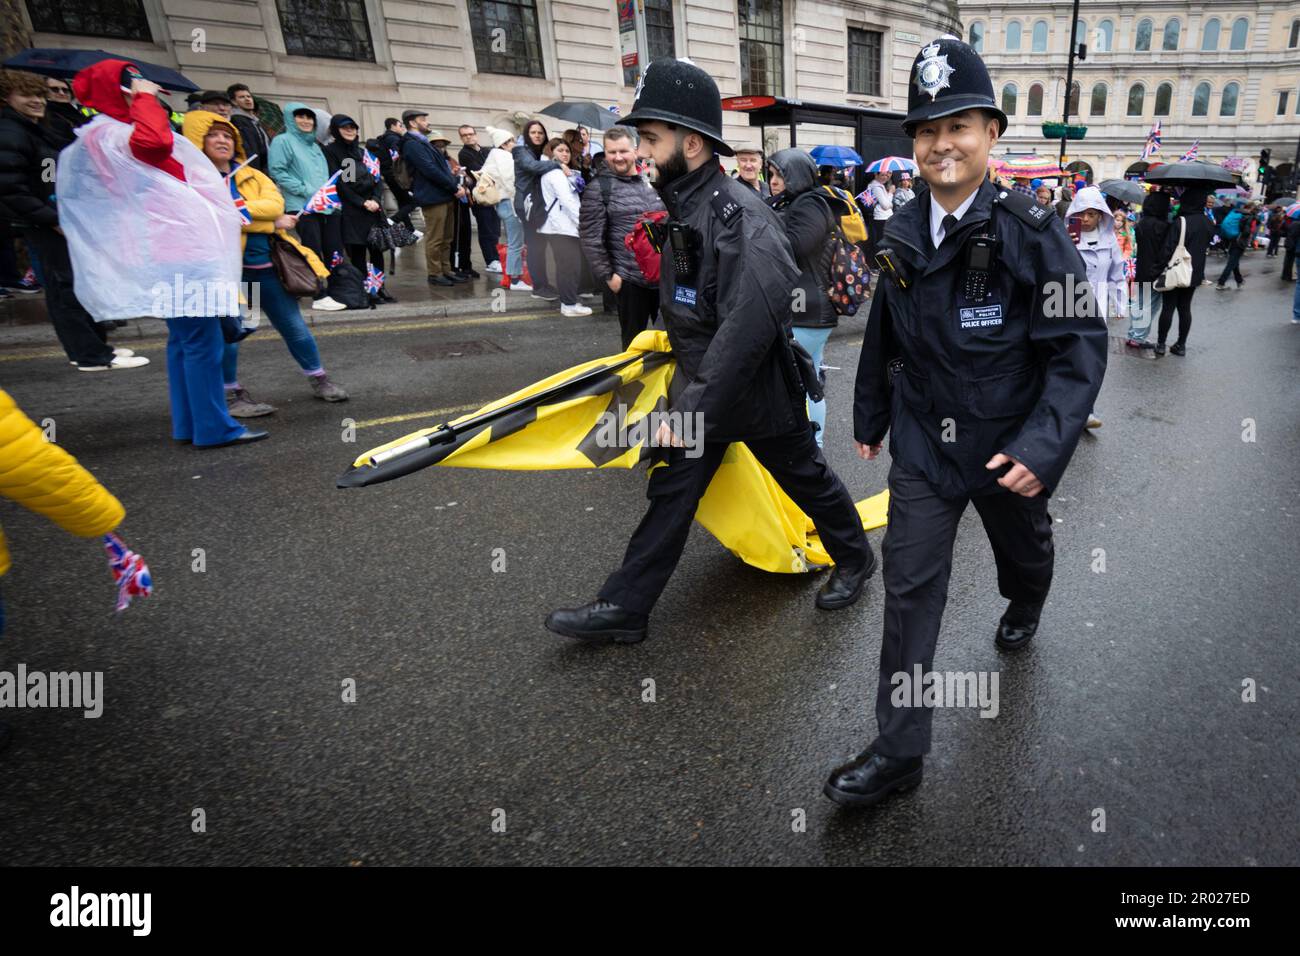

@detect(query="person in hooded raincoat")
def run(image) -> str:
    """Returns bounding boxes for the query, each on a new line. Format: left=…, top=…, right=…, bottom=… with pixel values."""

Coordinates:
left=1126, top=190, right=1172, bottom=349
left=766, top=147, right=841, bottom=447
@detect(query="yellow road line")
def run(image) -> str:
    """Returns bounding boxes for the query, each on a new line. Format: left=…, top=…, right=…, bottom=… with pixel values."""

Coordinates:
left=354, top=403, right=480, bottom=429
left=0, top=309, right=557, bottom=363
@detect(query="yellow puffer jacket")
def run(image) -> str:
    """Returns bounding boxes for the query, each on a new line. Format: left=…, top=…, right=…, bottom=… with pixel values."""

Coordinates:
left=0, top=388, right=124, bottom=576
left=181, top=111, right=329, bottom=279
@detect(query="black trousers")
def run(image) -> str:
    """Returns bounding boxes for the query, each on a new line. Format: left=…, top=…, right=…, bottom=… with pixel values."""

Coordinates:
left=346, top=243, right=384, bottom=276
left=522, top=220, right=552, bottom=295
left=615, top=280, right=659, bottom=349
left=549, top=234, right=581, bottom=306
left=1282, top=245, right=1296, bottom=281
left=598, top=420, right=873, bottom=616
left=470, top=203, right=500, bottom=265
left=870, top=463, right=1054, bottom=758
left=1157, top=285, right=1197, bottom=346
left=452, top=200, right=473, bottom=272
left=1216, top=245, right=1243, bottom=286
left=295, top=214, right=343, bottom=279
left=28, top=226, right=112, bottom=366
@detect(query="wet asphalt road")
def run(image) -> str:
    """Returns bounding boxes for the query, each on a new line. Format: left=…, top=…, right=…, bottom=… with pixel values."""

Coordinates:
left=0, top=259, right=1297, bottom=866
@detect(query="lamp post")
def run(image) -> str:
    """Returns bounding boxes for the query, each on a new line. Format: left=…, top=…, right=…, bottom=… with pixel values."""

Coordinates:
left=1059, top=0, right=1083, bottom=174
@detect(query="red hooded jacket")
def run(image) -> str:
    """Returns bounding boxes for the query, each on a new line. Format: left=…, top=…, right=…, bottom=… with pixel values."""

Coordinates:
left=71, top=59, right=185, bottom=182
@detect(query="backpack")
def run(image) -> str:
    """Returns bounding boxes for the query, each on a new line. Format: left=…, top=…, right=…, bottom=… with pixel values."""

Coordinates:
left=625, top=210, right=669, bottom=284
left=522, top=175, right=558, bottom=230
left=392, top=152, right=413, bottom=192
left=820, top=184, right=867, bottom=243
left=472, top=169, right=501, bottom=206
left=806, top=192, right=870, bottom=316
left=327, top=261, right=372, bottom=310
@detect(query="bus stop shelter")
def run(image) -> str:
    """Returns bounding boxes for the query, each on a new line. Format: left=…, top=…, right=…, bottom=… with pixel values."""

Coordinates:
left=721, top=95, right=912, bottom=194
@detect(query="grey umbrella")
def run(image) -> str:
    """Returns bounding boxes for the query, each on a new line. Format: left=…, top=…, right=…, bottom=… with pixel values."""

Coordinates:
left=1098, top=179, right=1146, bottom=205
left=1143, top=161, right=1237, bottom=187
left=1266, top=195, right=1297, bottom=207
left=538, top=101, right=620, bottom=132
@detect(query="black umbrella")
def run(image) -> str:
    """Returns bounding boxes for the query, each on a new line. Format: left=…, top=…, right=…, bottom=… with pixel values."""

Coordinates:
left=1266, top=195, right=1297, bottom=207
left=1097, top=179, right=1146, bottom=205
left=3, top=48, right=199, bottom=92
left=1142, top=161, right=1237, bottom=188
left=538, top=101, right=620, bottom=132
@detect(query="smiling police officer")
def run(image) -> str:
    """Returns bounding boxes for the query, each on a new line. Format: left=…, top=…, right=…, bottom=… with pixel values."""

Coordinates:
left=544, top=58, right=875, bottom=644
left=823, top=37, right=1107, bottom=807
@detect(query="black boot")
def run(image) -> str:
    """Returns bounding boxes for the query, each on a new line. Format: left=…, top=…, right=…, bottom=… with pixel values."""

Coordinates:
left=544, top=600, right=648, bottom=644
left=815, top=551, right=878, bottom=610
left=823, top=750, right=923, bottom=807
left=994, top=599, right=1044, bottom=650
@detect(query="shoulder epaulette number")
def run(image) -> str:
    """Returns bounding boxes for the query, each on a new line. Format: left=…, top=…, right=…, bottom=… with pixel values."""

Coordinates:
left=993, top=188, right=1053, bottom=231
left=709, top=188, right=742, bottom=225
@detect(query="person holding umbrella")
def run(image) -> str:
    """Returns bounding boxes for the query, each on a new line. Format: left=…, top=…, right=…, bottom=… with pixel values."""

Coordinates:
left=865, top=169, right=893, bottom=255
left=1154, top=189, right=1215, bottom=356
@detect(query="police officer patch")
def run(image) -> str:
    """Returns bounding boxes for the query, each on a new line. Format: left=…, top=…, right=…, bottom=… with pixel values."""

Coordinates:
left=914, top=42, right=955, bottom=102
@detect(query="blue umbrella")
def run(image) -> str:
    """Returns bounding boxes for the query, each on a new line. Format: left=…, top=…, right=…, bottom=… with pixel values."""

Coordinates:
left=3, top=48, right=199, bottom=92
left=810, top=144, right=864, bottom=168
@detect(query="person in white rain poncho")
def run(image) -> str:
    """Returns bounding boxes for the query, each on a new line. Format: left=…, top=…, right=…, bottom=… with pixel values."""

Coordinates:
left=1064, top=185, right=1124, bottom=430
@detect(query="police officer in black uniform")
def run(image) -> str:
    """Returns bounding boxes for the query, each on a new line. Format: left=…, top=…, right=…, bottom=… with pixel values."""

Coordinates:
left=545, top=58, right=876, bottom=644
left=823, top=37, right=1107, bottom=806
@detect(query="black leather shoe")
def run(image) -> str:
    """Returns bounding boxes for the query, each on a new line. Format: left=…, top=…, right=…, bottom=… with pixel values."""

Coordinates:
left=1169, top=342, right=1186, bottom=356
left=823, top=750, right=923, bottom=807
left=445, top=273, right=470, bottom=284
left=200, top=428, right=269, bottom=449
left=428, top=275, right=454, bottom=287
left=545, top=600, right=648, bottom=644
left=1153, top=343, right=1166, bottom=356
left=815, top=551, right=878, bottom=610
left=994, top=599, right=1044, bottom=650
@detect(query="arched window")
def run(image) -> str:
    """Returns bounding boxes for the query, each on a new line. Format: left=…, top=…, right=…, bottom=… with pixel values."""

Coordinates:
left=1220, top=82, right=1239, bottom=116
left=1073, top=19, right=1086, bottom=47
left=1229, top=18, right=1248, bottom=50
left=1027, top=83, right=1044, bottom=116
left=1135, top=19, right=1152, bottom=51
left=1001, top=83, right=1018, bottom=116
left=1162, top=20, right=1180, bottom=51
left=1067, top=81, right=1081, bottom=116
left=1154, top=82, right=1173, bottom=115
left=1191, top=82, right=1211, bottom=116
left=1032, top=20, right=1048, bottom=52
left=1127, top=83, right=1145, bottom=115
left=1202, top=18, right=1220, bottom=50
left=969, top=22, right=984, bottom=54
left=1095, top=20, right=1113, bottom=52
left=1006, top=21, right=1022, bottom=51
left=1090, top=83, right=1108, bottom=116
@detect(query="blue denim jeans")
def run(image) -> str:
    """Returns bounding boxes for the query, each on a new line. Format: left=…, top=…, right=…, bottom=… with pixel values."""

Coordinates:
left=223, top=267, right=323, bottom=385
left=497, top=198, right=524, bottom=278
left=1126, top=282, right=1162, bottom=343
left=792, top=325, right=833, bottom=447
left=165, top=317, right=246, bottom=446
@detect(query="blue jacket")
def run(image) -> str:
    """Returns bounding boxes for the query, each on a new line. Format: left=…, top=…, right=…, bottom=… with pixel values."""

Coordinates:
left=401, top=132, right=456, bottom=206
left=267, top=101, right=333, bottom=214
left=1219, top=209, right=1242, bottom=239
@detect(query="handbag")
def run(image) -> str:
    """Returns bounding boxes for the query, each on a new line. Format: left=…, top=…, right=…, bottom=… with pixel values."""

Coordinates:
left=269, top=235, right=323, bottom=297
left=366, top=221, right=417, bottom=251
left=472, top=170, right=502, bottom=206
left=1155, top=217, right=1191, bottom=291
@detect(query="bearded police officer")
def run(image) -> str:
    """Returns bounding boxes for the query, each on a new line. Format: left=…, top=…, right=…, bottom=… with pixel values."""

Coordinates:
left=823, top=37, right=1107, bottom=806
left=545, top=58, right=876, bottom=644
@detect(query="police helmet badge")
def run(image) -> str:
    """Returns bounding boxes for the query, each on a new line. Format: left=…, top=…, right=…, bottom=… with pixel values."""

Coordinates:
left=914, top=42, right=955, bottom=102
left=634, top=62, right=651, bottom=102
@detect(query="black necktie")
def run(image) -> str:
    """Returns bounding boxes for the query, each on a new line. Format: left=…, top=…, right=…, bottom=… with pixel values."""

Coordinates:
left=941, top=214, right=958, bottom=237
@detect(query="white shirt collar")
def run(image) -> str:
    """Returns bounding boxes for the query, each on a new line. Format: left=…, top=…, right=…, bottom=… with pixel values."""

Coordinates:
left=929, top=186, right=980, bottom=249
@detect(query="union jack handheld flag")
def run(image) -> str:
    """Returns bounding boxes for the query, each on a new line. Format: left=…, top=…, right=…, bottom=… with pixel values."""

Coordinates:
left=103, top=532, right=152, bottom=615
left=1140, top=120, right=1162, bottom=162
left=364, top=263, right=385, bottom=294
left=301, top=169, right=343, bottom=215
left=362, top=149, right=381, bottom=181
left=1179, top=140, right=1200, bottom=162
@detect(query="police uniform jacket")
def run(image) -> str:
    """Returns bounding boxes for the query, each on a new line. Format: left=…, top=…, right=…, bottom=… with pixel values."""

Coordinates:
left=659, top=160, right=802, bottom=442
left=853, top=179, right=1107, bottom=498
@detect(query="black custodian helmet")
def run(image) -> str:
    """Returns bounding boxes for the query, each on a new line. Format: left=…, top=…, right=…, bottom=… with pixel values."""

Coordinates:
left=902, top=36, right=1007, bottom=137
left=622, top=57, right=734, bottom=157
